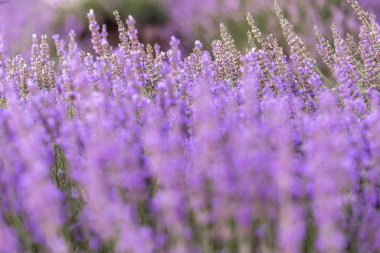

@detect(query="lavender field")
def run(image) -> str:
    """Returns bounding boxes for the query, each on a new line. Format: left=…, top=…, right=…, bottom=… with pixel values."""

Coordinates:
left=0, top=0, right=380, bottom=252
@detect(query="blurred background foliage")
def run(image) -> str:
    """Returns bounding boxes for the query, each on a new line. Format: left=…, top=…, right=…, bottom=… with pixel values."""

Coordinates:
left=0, top=0, right=379, bottom=54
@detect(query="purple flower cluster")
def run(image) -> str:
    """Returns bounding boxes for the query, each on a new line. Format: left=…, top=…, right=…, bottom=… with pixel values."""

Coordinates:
left=0, top=1, right=380, bottom=252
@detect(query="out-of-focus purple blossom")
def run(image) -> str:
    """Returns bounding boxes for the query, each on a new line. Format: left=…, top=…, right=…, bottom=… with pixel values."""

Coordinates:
left=0, top=0, right=54, bottom=53
left=359, top=0, right=380, bottom=21
left=305, top=92, right=353, bottom=253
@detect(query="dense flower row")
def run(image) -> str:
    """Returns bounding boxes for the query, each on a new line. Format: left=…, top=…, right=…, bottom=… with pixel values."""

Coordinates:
left=0, top=0, right=380, bottom=252
left=164, top=0, right=360, bottom=45
left=2, top=0, right=376, bottom=53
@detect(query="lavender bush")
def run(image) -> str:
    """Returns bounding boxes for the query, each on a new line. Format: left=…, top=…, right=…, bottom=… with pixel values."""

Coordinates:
left=163, top=0, right=361, bottom=50
left=1, top=0, right=367, bottom=54
left=0, top=0, right=380, bottom=252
